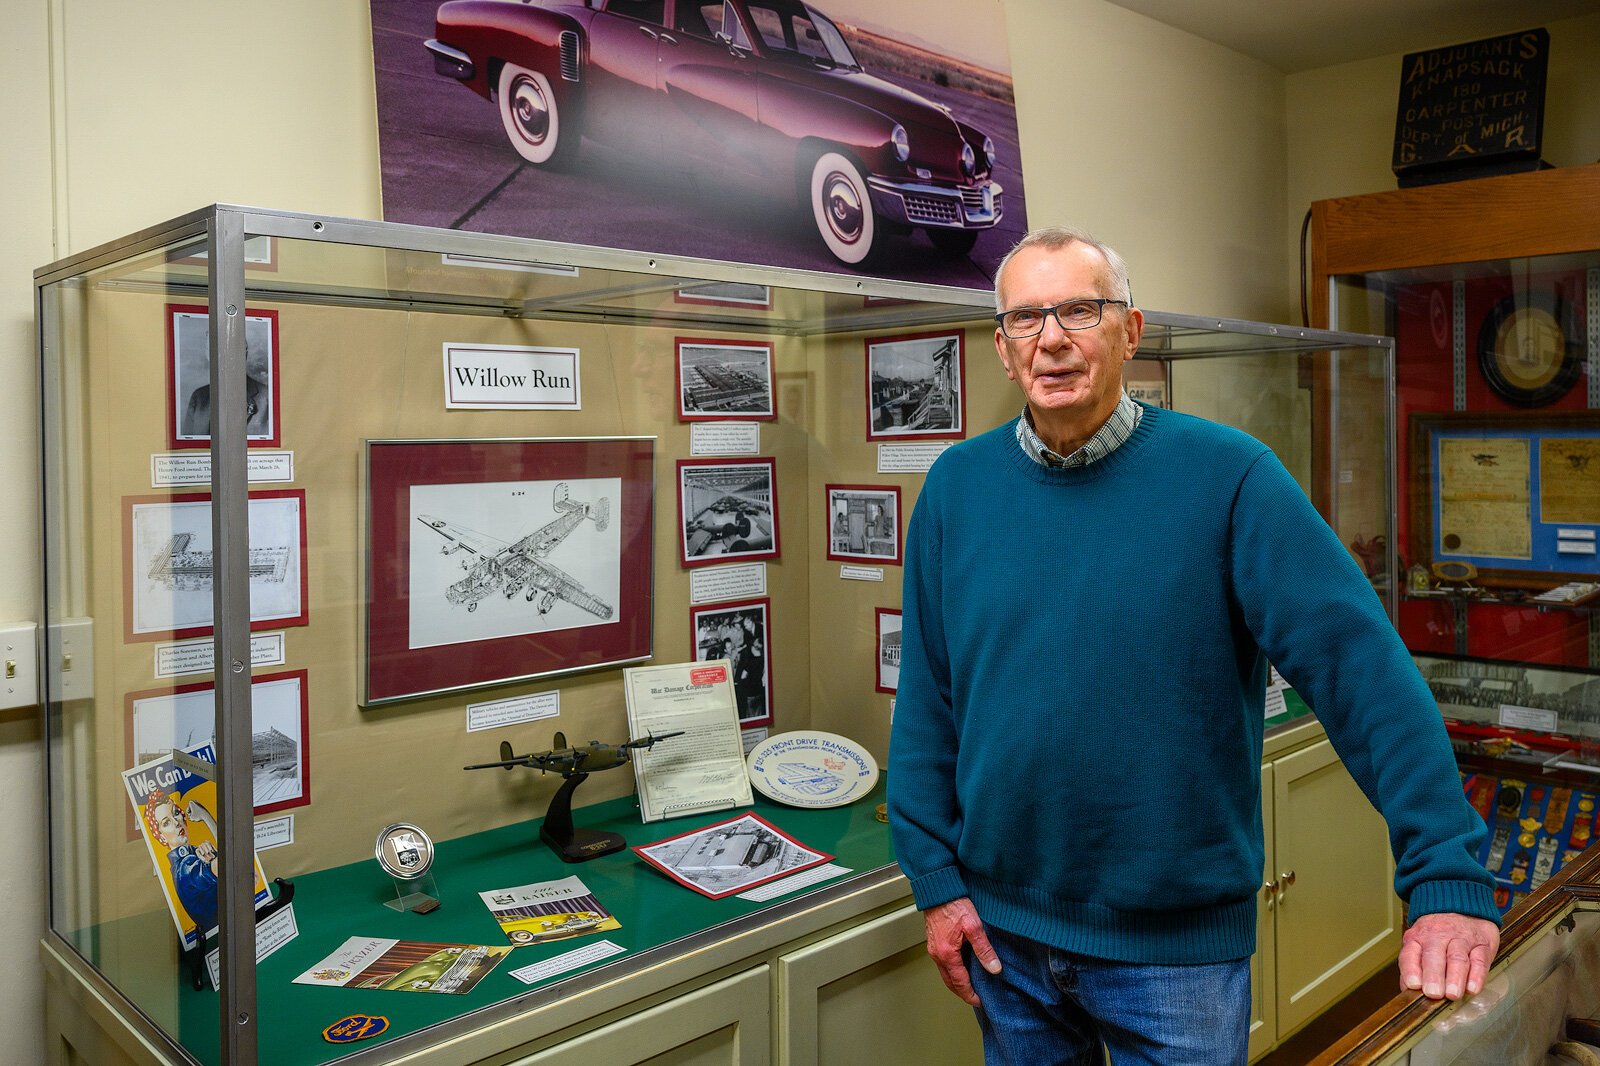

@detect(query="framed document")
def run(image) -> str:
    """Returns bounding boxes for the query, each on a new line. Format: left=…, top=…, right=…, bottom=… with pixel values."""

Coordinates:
left=826, top=484, right=901, bottom=565
left=676, top=457, right=780, bottom=568
left=1409, top=412, right=1600, bottom=588
left=125, top=670, right=311, bottom=832
left=875, top=608, right=902, bottom=694
left=363, top=437, right=655, bottom=705
left=865, top=330, right=966, bottom=442
left=166, top=304, right=282, bottom=450
left=690, top=599, right=773, bottom=729
left=123, top=490, right=308, bottom=642
left=676, top=337, right=776, bottom=422
left=623, top=660, right=754, bottom=823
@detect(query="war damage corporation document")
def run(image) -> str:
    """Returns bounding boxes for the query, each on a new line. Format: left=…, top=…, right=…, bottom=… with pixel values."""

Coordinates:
left=624, top=660, right=753, bottom=822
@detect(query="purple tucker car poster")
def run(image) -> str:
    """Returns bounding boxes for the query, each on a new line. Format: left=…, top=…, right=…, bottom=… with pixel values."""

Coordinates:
left=371, top=0, right=1027, bottom=286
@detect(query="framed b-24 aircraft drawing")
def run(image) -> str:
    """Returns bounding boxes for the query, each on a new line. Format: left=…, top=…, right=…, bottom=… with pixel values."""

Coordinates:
left=363, top=437, right=655, bottom=704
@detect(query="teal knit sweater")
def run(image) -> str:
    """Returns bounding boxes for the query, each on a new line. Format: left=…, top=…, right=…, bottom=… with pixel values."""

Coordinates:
left=887, top=405, right=1498, bottom=964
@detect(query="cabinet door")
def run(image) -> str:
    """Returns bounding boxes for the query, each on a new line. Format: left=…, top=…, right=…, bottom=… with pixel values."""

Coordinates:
left=1272, top=739, right=1401, bottom=1036
left=776, top=905, right=981, bottom=1066
left=512, top=967, right=770, bottom=1066
left=1248, top=762, right=1278, bottom=1062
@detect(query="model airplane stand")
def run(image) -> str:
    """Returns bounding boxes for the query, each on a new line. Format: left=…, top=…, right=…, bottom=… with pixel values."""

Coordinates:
left=179, top=877, right=296, bottom=991
left=540, top=772, right=627, bottom=863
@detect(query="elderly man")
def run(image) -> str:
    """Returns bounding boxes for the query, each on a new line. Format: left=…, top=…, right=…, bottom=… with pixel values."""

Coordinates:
left=887, top=226, right=1499, bottom=1065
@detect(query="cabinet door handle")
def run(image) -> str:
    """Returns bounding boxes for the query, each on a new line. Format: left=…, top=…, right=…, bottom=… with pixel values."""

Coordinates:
left=1263, top=879, right=1278, bottom=910
left=1278, top=870, right=1296, bottom=902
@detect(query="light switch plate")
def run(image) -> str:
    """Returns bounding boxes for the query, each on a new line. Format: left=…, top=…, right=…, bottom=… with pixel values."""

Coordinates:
left=0, top=623, right=40, bottom=711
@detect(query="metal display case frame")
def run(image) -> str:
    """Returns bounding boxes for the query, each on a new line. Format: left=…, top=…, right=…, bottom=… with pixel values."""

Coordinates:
left=37, top=204, right=1394, bottom=1065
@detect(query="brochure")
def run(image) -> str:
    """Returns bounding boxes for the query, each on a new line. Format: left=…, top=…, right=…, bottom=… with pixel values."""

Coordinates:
left=478, top=875, right=620, bottom=945
left=294, top=938, right=511, bottom=994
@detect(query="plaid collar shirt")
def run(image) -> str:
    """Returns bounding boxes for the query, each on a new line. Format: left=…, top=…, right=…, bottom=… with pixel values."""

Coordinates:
left=1015, top=391, right=1143, bottom=468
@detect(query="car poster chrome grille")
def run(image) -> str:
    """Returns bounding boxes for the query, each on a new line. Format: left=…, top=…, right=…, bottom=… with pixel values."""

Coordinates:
left=959, top=187, right=986, bottom=209
left=559, top=32, right=581, bottom=82
left=903, top=192, right=962, bottom=226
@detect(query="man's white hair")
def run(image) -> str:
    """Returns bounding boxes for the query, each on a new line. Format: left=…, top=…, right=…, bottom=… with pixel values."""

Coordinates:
left=994, top=226, right=1134, bottom=310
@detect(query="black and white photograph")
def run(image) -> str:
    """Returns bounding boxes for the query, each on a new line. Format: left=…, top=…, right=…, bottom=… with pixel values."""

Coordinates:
left=826, top=485, right=901, bottom=564
left=876, top=608, right=902, bottom=694
left=124, top=490, right=307, bottom=641
left=407, top=476, right=622, bottom=651
left=673, top=282, right=773, bottom=310
left=167, top=304, right=280, bottom=449
left=632, top=812, right=832, bottom=899
left=677, top=338, right=777, bottom=421
left=691, top=598, right=773, bottom=729
left=677, top=457, right=780, bottom=567
left=126, top=670, right=310, bottom=817
left=1415, top=653, right=1600, bottom=739
left=865, top=330, right=966, bottom=441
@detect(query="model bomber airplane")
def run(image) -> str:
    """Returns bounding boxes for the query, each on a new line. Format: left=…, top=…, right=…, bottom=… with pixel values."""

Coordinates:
left=464, top=731, right=685, bottom=778
left=416, top=482, right=613, bottom=619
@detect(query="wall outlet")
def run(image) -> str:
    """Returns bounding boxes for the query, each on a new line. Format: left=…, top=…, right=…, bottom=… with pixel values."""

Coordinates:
left=0, top=623, right=40, bottom=711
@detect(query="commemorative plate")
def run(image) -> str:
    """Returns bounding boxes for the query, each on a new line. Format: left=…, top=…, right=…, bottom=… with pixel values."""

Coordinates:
left=745, top=730, right=879, bottom=808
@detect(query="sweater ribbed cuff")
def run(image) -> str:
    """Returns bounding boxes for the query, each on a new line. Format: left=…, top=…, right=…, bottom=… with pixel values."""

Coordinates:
left=1406, top=879, right=1502, bottom=927
left=907, top=865, right=968, bottom=911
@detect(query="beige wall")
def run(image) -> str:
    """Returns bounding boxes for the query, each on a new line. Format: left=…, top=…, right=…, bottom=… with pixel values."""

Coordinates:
left=1284, top=12, right=1600, bottom=314
left=1004, top=0, right=1290, bottom=321
left=6, top=1, right=1596, bottom=1061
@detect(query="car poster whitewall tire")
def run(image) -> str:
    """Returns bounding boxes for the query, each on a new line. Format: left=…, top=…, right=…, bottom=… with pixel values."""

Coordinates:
left=810, top=151, right=876, bottom=266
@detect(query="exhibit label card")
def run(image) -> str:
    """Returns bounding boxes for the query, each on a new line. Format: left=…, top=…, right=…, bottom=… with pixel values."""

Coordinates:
left=151, top=450, right=295, bottom=487
left=509, top=940, right=626, bottom=986
left=689, top=563, right=767, bottom=604
left=467, top=690, right=560, bottom=732
left=443, top=343, right=581, bottom=410
left=690, top=422, right=760, bottom=456
left=205, top=902, right=298, bottom=990
left=624, top=660, right=753, bottom=822
left=1500, top=703, right=1559, bottom=733
left=878, top=442, right=950, bottom=473
left=154, top=632, right=285, bottom=678
left=839, top=565, right=884, bottom=582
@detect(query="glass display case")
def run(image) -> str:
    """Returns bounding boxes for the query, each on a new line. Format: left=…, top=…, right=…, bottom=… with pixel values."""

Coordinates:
left=1318, top=168, right=1600, bottom=920
left=1312, top=844, right=1600, bottom=1066
left=36, top=205, right=1395, bottom=1065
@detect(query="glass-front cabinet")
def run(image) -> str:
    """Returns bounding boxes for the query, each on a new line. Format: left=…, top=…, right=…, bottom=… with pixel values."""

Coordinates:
left=36, top=206, right=1394, bottom=1065
left=1319, top=167, right=1600, bottom=923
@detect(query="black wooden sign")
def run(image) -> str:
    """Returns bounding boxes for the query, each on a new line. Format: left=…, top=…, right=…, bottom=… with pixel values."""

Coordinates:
left=1392, top=28, right=1548, bottom=187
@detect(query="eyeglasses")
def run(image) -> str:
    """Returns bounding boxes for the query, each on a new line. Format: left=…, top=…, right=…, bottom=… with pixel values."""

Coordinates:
left=994, top=299, right=1128, bottom=338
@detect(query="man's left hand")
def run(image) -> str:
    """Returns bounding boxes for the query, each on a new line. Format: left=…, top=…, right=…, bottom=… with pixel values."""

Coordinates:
left=1398, top=912, right=1499, bottom=1001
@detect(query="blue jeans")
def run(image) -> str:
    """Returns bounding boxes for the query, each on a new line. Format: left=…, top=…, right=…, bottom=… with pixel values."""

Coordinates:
left=966, top=924, right=1251, bottom=1066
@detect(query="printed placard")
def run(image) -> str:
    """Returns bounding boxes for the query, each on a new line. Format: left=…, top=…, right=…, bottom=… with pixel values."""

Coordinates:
left=877, top=442, right=950, bottom=473
left=689, top=563, right=767, bottom=604
left=508, top=940, right=627, bottom=986
left=154, top=632, right=286, bottom=678
left=739, top=862, right=852, bottom=901
left=1500, top=703, right=1560, bottom=733
left=255, top=815, right=294, bottom=851
left=205, top=902, right=299, bottom=990
left=152, top=450, right=295, bottom=487
left=443, top=344, right=581, bottom=410
left=690, top=422, right=761, bottom=456
left=466, top=690, right=561, bottom=733
left=840, top=565, right=885, bottom=582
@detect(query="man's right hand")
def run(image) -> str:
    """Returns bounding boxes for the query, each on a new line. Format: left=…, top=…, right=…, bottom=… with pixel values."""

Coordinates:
left=923, top=897, right=1001, bottom=1006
